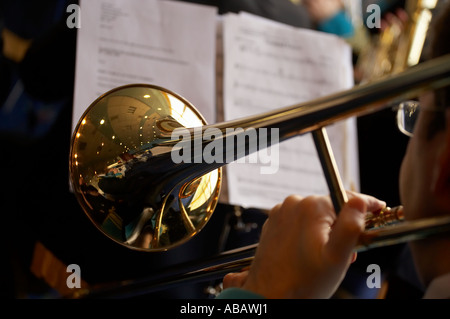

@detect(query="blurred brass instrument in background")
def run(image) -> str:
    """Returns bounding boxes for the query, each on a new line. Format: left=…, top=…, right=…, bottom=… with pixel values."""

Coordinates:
left=356, top=0, right=439, bottom=83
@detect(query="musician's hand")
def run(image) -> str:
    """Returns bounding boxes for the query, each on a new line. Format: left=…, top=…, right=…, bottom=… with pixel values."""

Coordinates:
left=223, top=270, right=249, bottom=290
left=223, top=193, right=385, bottom=298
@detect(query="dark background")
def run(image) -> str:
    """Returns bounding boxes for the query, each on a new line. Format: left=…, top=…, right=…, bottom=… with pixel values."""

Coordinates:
left=0, top=0, right=423, bottom=299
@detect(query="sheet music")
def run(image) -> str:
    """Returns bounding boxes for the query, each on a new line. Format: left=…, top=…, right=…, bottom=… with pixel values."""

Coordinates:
left=73, top=3, right=359, bottom=210
left=222, top=13, right=359, bottom=210
left=72, top=0, right=218, bottom=130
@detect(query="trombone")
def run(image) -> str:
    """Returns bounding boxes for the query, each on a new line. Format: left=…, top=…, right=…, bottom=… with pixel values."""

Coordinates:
left=69, top=53, right=450, bottom=298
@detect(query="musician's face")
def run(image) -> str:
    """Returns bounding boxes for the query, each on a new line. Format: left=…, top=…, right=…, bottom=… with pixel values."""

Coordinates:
left=399, top=91, right=449, bottom=221
left=399, top=91, right=450, bottom=286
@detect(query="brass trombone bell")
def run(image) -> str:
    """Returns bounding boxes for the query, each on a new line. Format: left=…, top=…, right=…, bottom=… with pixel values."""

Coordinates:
left=70, top=85, right=222, bottom=252
left=69, top=54, right=450, bottom=253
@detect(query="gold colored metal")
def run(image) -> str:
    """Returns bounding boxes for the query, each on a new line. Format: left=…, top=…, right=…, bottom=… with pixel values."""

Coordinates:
left=71, top=55, right=450, bottom=252
left=365, top=205, right=404, bottom=229
left=68, top=54, right=450, bottom=296
left=69, top=85, right=222, bottom=251
left=312, top=127, right=348, bottom=212
left=69, top=208, right=450, bottom=299
left=357, top=0, right=439, bottom=83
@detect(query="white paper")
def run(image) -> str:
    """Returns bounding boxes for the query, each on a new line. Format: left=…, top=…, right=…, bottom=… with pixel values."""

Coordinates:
left=72, top=4, right=360, bottom=211
left=222, top=13, right=359, bottom=210
left=72, top=0, right=218, bottom=130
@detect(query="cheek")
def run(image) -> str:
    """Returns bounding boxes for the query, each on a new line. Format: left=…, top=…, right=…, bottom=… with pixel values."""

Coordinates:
left=399, top=137, right=438, bottom=220
left=399, top=139, right=426, bottom=220
left=399, top=145, right=413, bottom=208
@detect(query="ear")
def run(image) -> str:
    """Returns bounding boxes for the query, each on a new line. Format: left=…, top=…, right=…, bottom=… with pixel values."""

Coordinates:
left=432, top=109, right=450, bottom=210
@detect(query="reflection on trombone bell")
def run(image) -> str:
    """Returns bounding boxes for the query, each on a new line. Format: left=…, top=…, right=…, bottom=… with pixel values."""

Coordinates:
left=69, top=54, right=450, bottom=297
left=72, top=85, right=222, bottom=250
left=170, top=126, right=280, bottom=174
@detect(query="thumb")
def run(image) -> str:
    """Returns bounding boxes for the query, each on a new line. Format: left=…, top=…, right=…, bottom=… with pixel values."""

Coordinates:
left=223, top=270, right=249, bottom=289
left=325, top=197, right=367, bottom=264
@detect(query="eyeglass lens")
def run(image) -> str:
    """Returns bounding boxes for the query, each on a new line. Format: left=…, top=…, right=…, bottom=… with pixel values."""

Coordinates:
left=397, top=100, right=420, bottom=137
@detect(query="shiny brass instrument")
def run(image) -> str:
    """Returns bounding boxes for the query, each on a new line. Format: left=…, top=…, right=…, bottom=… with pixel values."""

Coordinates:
left=69, top=54, right=450, bottom=298
left=356, top=0, right=439, bottom=83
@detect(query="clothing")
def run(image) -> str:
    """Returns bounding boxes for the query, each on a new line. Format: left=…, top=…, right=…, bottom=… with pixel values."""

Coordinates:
left=317, top=10, right=354, bottom=38
left=216, top=287, right=265, bottom=299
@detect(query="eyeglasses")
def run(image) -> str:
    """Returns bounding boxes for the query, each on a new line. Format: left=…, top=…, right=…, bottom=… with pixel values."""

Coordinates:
left=395, top=100, right=420, bottom=137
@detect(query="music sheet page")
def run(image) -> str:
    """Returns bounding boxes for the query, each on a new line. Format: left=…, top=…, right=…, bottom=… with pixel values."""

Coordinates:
left=222, top=13, right=359, bottom=210
left=72, top=0, right=218, bottom=130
